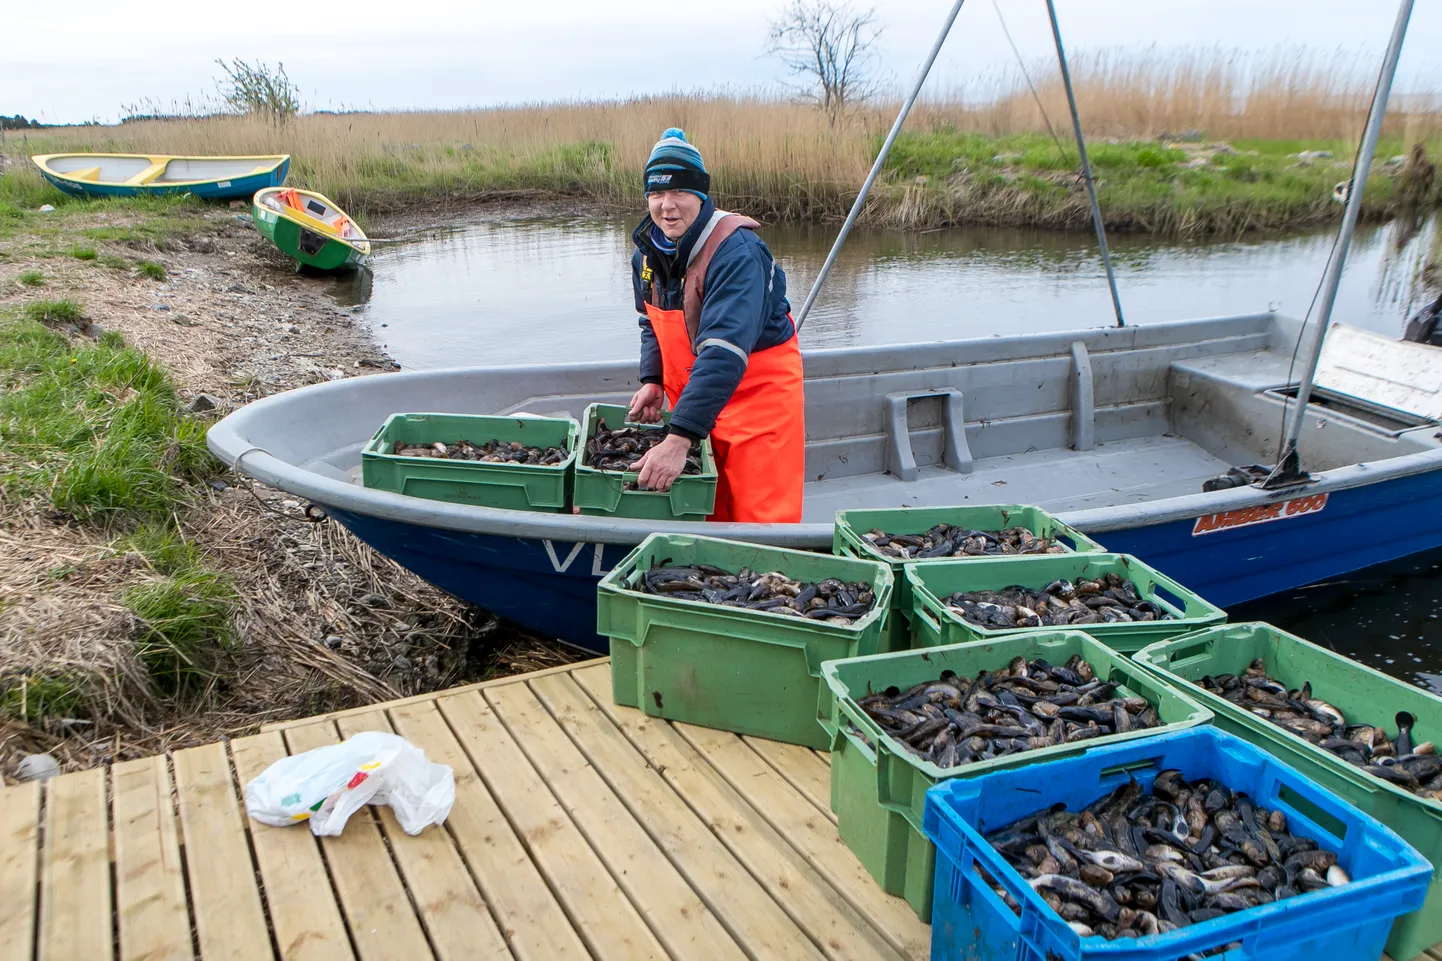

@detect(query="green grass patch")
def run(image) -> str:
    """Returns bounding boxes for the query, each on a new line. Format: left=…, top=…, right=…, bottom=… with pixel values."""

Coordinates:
left=70, top=245, right=97, bottom=260
left=21, top=298, right=83, bottom=324
left=99, top=254, right=130, bottom=270
left=0, top=672, right=84, bottom=721
left=874, top=129, right=1427, bottom=233
left=123, top=567, right=235, bottom=694
left=0, top=168, right=212, bottom=244
left=136, top=260, right=167, bottom=280
left=120, top=522, right=204, bottom=575
left=17, top=269, right=44, bottom=287
left=0, top=307, right=215, bottom=519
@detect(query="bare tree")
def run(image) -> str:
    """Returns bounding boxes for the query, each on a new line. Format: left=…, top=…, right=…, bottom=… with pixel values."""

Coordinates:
left=767, top=0, right=882, bottom=126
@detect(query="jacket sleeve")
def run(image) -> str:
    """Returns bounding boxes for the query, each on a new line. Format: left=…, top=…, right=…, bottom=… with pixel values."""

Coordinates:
left=633, top=250, right=662, bottom=385
left=668, top=239, right=771, bottom=440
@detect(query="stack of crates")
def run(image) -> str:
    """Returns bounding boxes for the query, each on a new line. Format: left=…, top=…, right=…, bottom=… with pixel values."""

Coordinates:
left=1135, top=623, right=1442, bottom=960
left=816, top=631, right=1212, bottom=918
left=833, top=505, right=1105, bottom=653
left=360, top=403, right=718, bottom=520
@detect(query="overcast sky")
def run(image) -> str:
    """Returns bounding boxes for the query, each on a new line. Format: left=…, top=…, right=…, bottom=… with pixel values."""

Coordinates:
left=5, top=0, right=1439, bottom=124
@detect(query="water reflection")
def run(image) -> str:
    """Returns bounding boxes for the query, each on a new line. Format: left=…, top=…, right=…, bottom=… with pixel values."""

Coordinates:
left=1233, top=547, right=1442, bottom=695
left=337, top=212, right=1439, bottom=370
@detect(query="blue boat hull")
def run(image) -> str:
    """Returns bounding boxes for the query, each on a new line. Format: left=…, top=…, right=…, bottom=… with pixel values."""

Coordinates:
left=1097, top=467, right=1442, bottom=607
left=325, top=506, right=623, bottom=650
left=322, top=467, right=1442, bottom=654
left=41, top=159, right=290, bottom=200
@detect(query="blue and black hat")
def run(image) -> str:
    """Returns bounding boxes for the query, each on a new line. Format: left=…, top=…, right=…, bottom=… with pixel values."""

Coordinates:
left=644, top=127, right=710, bottom=199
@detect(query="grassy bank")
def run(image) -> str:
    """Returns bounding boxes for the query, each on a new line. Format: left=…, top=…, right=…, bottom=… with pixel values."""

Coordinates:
left=0, top=301, right=235, bottom=725
left=3, top=48, right=1440, bottom=235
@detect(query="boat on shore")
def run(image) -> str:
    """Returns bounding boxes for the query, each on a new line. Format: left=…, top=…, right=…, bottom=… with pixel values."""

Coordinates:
left=252, top=187, right=369, bottom=270
left=207, top=313, right=1442, bottom=652
left=32, top=153, right=290, bottom=199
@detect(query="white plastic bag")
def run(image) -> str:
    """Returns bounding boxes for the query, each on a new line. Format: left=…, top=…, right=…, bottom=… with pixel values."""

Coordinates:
left=244, top=730, right=455, bottom=837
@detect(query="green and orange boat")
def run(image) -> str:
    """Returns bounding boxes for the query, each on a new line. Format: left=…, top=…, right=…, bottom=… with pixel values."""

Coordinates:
left=251, top=186, right=369, bottom=271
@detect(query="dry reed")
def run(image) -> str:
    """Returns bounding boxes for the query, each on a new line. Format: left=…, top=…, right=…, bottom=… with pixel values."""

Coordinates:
left=5, top=47, right=1437, bottom=228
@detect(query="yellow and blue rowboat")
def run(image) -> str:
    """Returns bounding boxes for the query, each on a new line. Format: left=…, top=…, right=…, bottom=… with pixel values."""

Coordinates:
left=32, top=153, right=290, bottom=200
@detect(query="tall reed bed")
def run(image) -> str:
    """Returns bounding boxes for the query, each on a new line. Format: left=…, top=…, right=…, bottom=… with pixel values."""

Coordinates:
left=6, top=48, right=1440, bottom=232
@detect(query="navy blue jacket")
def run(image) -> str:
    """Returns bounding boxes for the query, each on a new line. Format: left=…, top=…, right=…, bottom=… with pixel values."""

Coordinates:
left=632, top=199, right=795, bottom=441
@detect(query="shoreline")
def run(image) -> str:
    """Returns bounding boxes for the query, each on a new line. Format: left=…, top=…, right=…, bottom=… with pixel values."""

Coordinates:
left=9, top=125, right=1440, bottom=239
left=0, top=197, right=586, bottom=779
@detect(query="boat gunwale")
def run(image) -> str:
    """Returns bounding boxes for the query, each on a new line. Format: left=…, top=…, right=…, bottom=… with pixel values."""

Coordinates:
left=32, top=152, right=291, bottom=189
left=207, top=313, right=1442, bottom=547
left=252, top=186, right=371, bottom=254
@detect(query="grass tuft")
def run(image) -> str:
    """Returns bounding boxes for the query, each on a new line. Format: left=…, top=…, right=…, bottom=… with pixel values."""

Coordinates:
left=0, top=673, right=84, bottom=721
left=120, top=522, right=204, bottom=575
left=70, top=245, right=97, bottom=261
left=18, top=269, right=45, bottom=287
left=0, top=307, right=216, bottom=518
left=123, top=568, right=235, bottom=694
left=21, top=298, right=83, bottom=324
left=136, top=260, right=167, bottom=281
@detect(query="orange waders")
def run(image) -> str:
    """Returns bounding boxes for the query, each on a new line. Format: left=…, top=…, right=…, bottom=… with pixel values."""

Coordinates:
left=643, top=214, right=806, bottom=523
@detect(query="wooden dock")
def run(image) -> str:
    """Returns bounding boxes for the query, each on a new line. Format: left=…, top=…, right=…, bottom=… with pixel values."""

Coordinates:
left=0, top=659, right=934, bottom=961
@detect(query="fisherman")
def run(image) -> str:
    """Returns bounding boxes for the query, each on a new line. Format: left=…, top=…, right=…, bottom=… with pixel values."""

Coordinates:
left=627, top=128, right=805, bottom=523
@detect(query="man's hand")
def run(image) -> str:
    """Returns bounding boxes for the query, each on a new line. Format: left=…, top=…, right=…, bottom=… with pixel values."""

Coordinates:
left=628, top=383, right=664, bottom=423
left=633, top=433, right=691, bottom=492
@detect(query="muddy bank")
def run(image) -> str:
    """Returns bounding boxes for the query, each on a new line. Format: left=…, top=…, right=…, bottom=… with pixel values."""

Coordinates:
left=0, top=200, right=588, bottom=779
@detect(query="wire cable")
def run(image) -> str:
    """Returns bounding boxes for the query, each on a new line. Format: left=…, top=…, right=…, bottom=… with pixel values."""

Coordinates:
left=1272, top=75, right=1384, bottom=465
left=990, top=0, right=1068, bottom=161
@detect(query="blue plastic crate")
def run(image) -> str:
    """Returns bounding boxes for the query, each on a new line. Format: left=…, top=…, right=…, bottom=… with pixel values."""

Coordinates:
left=922, top=728, right=1432, bottom=961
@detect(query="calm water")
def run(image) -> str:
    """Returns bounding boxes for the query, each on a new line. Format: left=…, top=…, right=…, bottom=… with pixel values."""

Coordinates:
left=333, top=212, right=1438, bottom=369
left=332, top=212, right=1442, bottom=693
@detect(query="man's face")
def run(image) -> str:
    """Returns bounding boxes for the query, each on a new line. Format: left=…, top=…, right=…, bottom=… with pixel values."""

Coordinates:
left=647, top=189, right=703, bottom=240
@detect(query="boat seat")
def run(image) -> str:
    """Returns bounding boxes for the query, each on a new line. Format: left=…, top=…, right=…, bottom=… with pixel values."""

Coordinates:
left=62, top=166, right=102, bottom=182
left=124, top=162, right=168, bottom=185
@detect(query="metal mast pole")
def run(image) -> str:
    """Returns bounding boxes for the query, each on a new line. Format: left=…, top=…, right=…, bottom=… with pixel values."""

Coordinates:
left=1045, top=0, right=1124, bottom=328
left=794, top=0, right=967, bottom=331
left=1265, top=0, right=1414, bottom=488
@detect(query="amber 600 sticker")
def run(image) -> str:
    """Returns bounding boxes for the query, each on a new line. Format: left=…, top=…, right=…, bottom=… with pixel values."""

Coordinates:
left=1191, top=493, right=1329, bottom=535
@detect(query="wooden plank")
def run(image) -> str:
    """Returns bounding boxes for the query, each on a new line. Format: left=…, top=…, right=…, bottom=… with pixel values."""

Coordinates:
left=112, top=756, right=193, bottom=961
left=39, top=768, right=113, bottom=961
left=687, top=726, right=930, bottom=960
left=563, top=667, right=905, bottom=961
left=283, top=719, right=434, bottom=961
left=172, top=742, right=274, bottom=961
left=815, top=750, right=831, bottom=766
left=331, top=711, right=509, bottom=961
left=485, top=681, right=747, bottom=961
left=527, top=670, right=831, bottom=961
left=435, top=691, right=667, bottom=961
left=0, top=780, right=40, bottom=961
left=743, top=736, right=836, bottom=821
left=230, top=733, right=356, bottom=961
left=388, top=700, right=588, bottom=961
left=262, top=659, right=606, bottom=731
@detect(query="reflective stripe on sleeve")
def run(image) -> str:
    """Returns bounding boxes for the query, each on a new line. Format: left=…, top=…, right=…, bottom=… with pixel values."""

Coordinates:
left=696, top=337, right=749, bottom=366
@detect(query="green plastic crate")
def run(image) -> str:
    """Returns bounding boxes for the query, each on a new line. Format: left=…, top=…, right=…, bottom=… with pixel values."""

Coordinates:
left=908, top=552, right=1226, bottom=654
left=361, top=412, right=578, bottom=512
left=1134, top=622, right=1442, bottom=961
left=833, top=505, right=1107, bottom=655
left=573, top=403, right=717, bottom=520
left=598, top=533, right=893, bottom=749
left=818, top=630, right=1210, bottom=921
